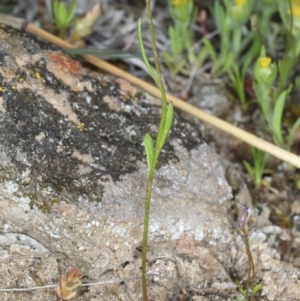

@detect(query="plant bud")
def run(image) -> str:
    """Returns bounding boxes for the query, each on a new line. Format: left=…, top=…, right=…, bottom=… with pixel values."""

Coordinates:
left=230, top=0, right=253, bottom=24
left=254, top=56, right=277, bottom=85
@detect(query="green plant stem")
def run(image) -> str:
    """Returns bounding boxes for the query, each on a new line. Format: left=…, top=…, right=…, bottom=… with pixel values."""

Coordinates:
left=141, top=171, right=154, bottom=301
left=141, top=1, right=169, bottom=300
left=244, top=238, right=256, bottom=301
left=141, top=145, right=162, bottom=300
left=145, top=3, right=167, bottom=118
left=278, top=0, right=293, bottom=95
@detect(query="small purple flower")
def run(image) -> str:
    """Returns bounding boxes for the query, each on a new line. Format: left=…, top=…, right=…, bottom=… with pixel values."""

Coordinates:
left=239, top=206, right=250, bottom=239
left=239, top=206, right=249, bottom=226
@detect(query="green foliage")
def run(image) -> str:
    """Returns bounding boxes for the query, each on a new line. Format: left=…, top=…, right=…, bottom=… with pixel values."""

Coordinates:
left=143, top=134, right=154, bottom=175
left=235, top=282, right=263, bottom=301
left=163, top=0, right=197, bottom=77
left=243, top=147, right=270, bottom=189
left=158, top=103, right=174, bottom=150
left=164, top=0, right=261, bottom=108
left=237, top=207, right=263, bottom=301
left=272, top=85, right=292, bottom=146
left=138, top=5, right=174, bottom=298
left=253, top=46, right=300, bottom=149
left=52, top=1, right=101, bottom=43
left=201, top=0, right=258, bottom=102
left=227, top=281, right=262, bottom=301
left=163, top=0, right=300, bottom=121
left=252, top=282, right=263, bottom=294
left=227, top=58, right=252, bottom=110
left=52, top=0, right=77, bottom=37
left=137, top=20, right=174, bottom=159
left=210, top=0, right=255, bottom=76
left=295, top=173, right=300, bottom=190
left=64, top=48, right=140, bottom=60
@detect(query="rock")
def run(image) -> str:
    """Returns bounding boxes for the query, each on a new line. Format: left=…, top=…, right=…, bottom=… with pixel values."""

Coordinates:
left=0, top=23, right=232, bottom=301
left=0, top=23, right=298, bottom=301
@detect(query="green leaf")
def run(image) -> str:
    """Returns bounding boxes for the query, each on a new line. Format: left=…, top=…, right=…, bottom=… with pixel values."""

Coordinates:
left=52, top=0, right=59, bottom=16
left=169, top=26, right=180, bottom=56
left=158, top=103, right=173, bottom=149
left=53, top=0, right=77, bottom=29
left=238, top=286, right=246, bottom=296
left=66, top=0, right=77, bottom=24
left=243, top=160, right=254, bottom=178
left=272, top=85, right=292, bottom=146
left=137, top=19, right=158, bottom=84
left=287, top=117, right=300, bottom=152
left=196, top=47, right=210, bottom=68
left=162, top=51, right=173, bottom=64
left=64, top=48, right=139, bottom=60
left=214, top=1, right=224, bottom=32
left=262, top=151, right=270, bottom=167
left=173, top=59, right=186, bottom=76
left=252, top=282, right=263, bottom=294
left=244, top=147, right=269, bottom=188
left=144, top=133, right=154, bottom=174
left=55, top=1, right=67, bottom=26
left=202, top=38, right=217, bottom=62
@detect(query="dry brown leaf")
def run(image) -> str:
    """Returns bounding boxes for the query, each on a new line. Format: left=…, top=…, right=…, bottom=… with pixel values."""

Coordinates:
left=70, top=3, right=101, bottom=44
left=55, top=268, right=83, bottom=300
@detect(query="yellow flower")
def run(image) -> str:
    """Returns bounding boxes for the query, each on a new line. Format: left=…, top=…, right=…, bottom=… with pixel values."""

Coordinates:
left=259, top=57, right=271, bottom=68
left=171, top=0, right=187, bottom=6
left=235, top=0, right=246, bottom=7
left=292, top=6, right=300, bottom=18
left=288, top=1, right=300, bottom=18
left=255, top=55, right=277, bottom=85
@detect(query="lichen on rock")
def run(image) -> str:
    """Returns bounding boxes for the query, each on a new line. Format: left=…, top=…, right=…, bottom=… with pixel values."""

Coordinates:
left=0, top=24, right=237, bottom=301
left=0, top=24, right=204, bottom=211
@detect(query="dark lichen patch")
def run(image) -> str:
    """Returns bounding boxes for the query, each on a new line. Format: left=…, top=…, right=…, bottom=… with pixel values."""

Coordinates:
left=0, top=71, right=5, bottom=83
left=15, top=69, right=27, bottom=83
left=0, top=166, right=16, bottom=183
left=26, top=62, right=64, bottom=94
left=0, top=24, right=202, bottom=211
left=0, top=50, right=9, bottom=68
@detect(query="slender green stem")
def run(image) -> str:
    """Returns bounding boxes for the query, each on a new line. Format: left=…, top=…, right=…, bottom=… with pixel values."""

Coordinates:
left=287, top=0, right=293, bottom=57
left=249, top=248, right=256, bottom=301
left=144, top=1, right=167, bottom=129
left=141, top=170, right=154, bottom=301
left=245, top=240, right=251, bottom=300
left=278, top=0, right=293, bottom=95
left=244, top=238, right=256, bottom=301
left=141, top=1, right=170, bottom=300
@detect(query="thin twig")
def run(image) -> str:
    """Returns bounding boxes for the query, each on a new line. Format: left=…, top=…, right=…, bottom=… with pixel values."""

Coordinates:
left=0, top=274, right=151, bottom=292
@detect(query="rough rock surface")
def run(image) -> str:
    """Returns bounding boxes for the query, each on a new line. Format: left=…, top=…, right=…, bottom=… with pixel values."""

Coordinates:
left=0, top=24, right=299, bottom=301
left=0, top=23, right=233, bottom=301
